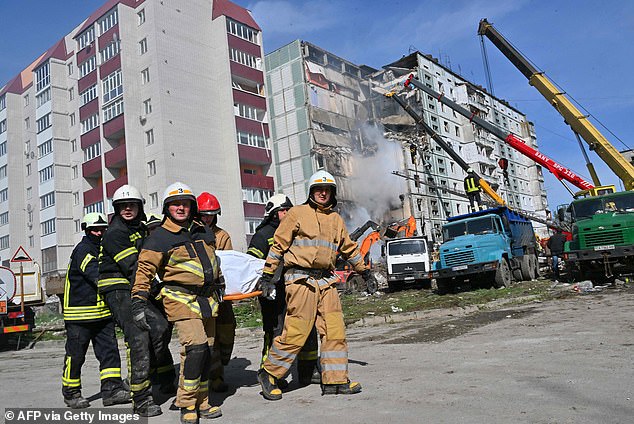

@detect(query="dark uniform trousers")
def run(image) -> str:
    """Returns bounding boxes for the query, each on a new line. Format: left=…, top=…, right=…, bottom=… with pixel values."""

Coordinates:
left=62, top=320, right=123, bottom=399
left=104, top=290, right=152, bottom=404
left=147, top=297, right=176, bottom=385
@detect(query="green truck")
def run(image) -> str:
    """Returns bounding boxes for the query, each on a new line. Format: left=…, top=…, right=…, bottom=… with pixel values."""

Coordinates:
left=565, top=191, right=634, bottom=283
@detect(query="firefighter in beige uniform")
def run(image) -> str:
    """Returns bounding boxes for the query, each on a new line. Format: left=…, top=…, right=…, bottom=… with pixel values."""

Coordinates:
left=196, top=192, right=236, bottom=392
left=132, top=183, right=224, bottom=423
left=257, top=170, right=376, bottom=400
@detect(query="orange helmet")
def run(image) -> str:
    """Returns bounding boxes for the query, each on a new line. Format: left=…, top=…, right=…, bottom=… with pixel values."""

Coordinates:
left=197, top=192, right=221, bottom=215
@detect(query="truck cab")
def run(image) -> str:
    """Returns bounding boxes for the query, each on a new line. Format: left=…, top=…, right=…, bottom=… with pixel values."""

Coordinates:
left=385, top=237, right=431, bottom=290
left=432, top=207, right=538, bottom=293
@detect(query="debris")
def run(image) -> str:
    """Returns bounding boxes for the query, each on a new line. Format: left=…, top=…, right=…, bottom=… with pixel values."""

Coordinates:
left=390, top=306, right=403, bottom=313
left=573, top=281, right=594, bottom=293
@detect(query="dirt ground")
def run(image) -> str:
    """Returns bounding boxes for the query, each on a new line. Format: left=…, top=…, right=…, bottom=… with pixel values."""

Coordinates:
left=1, top=283, right=633, bottom=424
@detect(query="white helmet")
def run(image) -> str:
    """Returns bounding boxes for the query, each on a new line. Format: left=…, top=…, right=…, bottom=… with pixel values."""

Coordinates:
left=162, top=182, right=197, bottom=214
left=308, top=170, right=337, bottom=205
left=264, top=194, right=293, bottom=218
left=112, top=184, right=144, bottom=205
left=81, top=212, right=108, bottom=230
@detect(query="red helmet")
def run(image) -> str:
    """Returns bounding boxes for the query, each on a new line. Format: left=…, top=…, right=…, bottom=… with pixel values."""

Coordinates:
left=197, top=192, right=221, bottom=215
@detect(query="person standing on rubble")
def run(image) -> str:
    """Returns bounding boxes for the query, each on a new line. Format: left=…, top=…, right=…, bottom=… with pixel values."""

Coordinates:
left=464, top=168, right=483, bottom=212
left=132, top=182, right=224, bottom=423
left=547, top=229, right=567, bottom=282
left=196, top=192, right=235, bottom=393
left=256, top=170, right=376, bottom=400
left=97, top=185, right=161, bottom=417
left=62, top=213, right=130, bottom=409
left=247, top=194, right=320, bottom=388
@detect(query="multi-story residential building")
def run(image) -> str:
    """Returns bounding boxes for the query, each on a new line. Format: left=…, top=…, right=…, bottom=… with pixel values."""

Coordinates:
left=0, top=0, right=271, bottom=293
left=265, top=43, right=549, bottom=242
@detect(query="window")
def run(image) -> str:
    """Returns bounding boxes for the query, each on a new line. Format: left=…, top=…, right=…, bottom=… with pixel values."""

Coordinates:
left=0, top=142, right=6, bottom=156
left=24, top=117, right=30, bottom=129
left=68, top=88, right=74, bottom=101
left=40, top=192, right=55, bottom=209
left=0, top=120, right=6, bottom=134
left=242, top=188, right=272, bottom=204
left=79, top=56, right=97, bottom=78
left=0, top=165, right=6, bottom=179
left=143, top=98, right=152, bottom=114
left=80, top=85, right=98, bottom=106
left=245, top=218, right=262, bottom=235
left=26, top=163, right=31, bottom=176
left=26, top=187, right=32, bottom=199
left=85, top=201, right=104, bottom=214
left=68, top=62, right=74, bottom=75
left=72, top=165, right=78, bottom=179
left=73, top=192, right=79, bottom=205
left=145, top=129, right=154, bottom=145
left=0, top=95, right=5, bottom=111
left=39, top=164, right=54, bottom=182
left=226, top=18, right=258, bottom=44
left=77, top=28, right=95, bottom=50
left=41, top=246, right=57, bottom=272
left=70, top=113, right=76, bottom=126
left=229, top=48, right=261, bottom=69
left=149, top=192, right=158, bottom=208
left=103, top=98, right=124, bottom=122
left=71, top=139, right=77, bottom=152
left=37, top=140, right=52, bottom=159
left=98, top=8, right=118, bottom=34
left=80, top=114, right=99, bottom=134
left=83, top=142, right=101, bottom=162
left=137, top=9, right=146, bottom=25
left=0, top=212, right=8, bottom=226
left=74, top=220, right=81, bottom=233
left=0, top=235, right=9, bottom=250
left=141, top=68, right=150, bottom=84
left=41, top=218, right=56, bottom=235
left=36, top=114, right=51, bottom=133
left=36, top=88, right=51, bottom=107
left=147, top=160, right=156, bottom=176
left=139, top=38, right=148, bottom=55
left=0, top=188, right=7, bottom=202
left=100, top=40, right=120, bottom=63
left=102, top=70, right=123, bottom=103
left=234, top=103, right=265, bottom=121
left=35, top=61, right=50, bottom=92
left=236, top=131, right=266, bottom=148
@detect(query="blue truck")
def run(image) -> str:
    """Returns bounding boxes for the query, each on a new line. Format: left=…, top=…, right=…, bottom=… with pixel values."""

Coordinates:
left=431, top=207, right=539, bottom=294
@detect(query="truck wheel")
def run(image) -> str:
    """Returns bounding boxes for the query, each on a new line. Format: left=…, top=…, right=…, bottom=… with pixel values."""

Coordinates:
left=532, top=254, right=541, bottom=278
left=494, top=259, right=511, bottom=288
left=520, top=254, right=537, bottom=281
left=436, top=278, right=451, bottom=295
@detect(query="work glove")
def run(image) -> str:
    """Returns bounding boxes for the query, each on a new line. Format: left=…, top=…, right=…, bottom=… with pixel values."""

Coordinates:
left=131, top=297, right=151, bottom=331
left=361, top=270, right=378, bottom=294
left=258, top=272, right=276, bottom=301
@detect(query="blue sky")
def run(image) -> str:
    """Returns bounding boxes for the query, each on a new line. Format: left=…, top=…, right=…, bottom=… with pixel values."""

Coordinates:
left=2, top=0, right=633, bottom=209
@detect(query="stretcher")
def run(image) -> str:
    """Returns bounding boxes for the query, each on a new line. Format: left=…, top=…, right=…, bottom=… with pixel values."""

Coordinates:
left=215, top=250, right=264, bottom=301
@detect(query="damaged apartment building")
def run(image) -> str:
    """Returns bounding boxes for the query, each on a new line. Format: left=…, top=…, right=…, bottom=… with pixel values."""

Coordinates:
left=264, top=41, right=550, bottom=242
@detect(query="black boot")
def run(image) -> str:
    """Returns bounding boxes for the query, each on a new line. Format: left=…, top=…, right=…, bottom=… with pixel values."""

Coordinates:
left=257, top=369, right=282, bottom=401
left=134, top=398, right=162, bottom=417
left=180, top=406, right=198, bottom=424
left=102, top=389, right=131, bottom=406
left=64, top=393, right=90, bottom=409
left=321, top=380, right=362, bottom=395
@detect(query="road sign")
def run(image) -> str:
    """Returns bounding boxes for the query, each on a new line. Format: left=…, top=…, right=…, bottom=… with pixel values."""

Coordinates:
left=11, top=246, right=32, bottom=263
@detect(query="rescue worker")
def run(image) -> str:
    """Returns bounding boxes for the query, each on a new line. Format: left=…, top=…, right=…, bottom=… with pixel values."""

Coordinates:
left=464, top=168, right=483, bottom=212
left=98, top=185, right=161, bottom=417
left=62, top=213, right=130, bottom=409
left=247, top=194, right=320, bottom=387
left=547, top=229, right=567, bottom=281
left=195, top=192, right=235, bottom=393
left=132, top=182, right=224, bottom=423
left=143, top=213, right=177, bottom=395
left=256, top=171, right=375, bottom=400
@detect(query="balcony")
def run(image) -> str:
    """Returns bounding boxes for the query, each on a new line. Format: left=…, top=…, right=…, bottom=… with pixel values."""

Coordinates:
left=103, top=114, right=124, bottom=140
left=238, top=144, right=271, bottom=166
left=82, top=156, right=102, bottom=179
left=106, top=175, right=128, bottom=198
left=83, top=185, right=103, bottom=205
left=233, top=89, right=266, bottom=110
left=99, top=55, right=121, bottom=79
left=78, top=69, right=97, bottom=92
left=79, top=98, right=99, bottom=121
left=243, top=202, right=265, bottom=218
left=241, top=173, right=274, bottom=190
left=104, top=143, right=126, bottom=168
left=230, top=61, right=264, bottom=85
left=80, top=127, right=100, bottom=149
left=227, top=34, right=261, bottom=57
left=98, top=25, right=118, bottom=49
left=235, top=116, right=269, bottom=138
